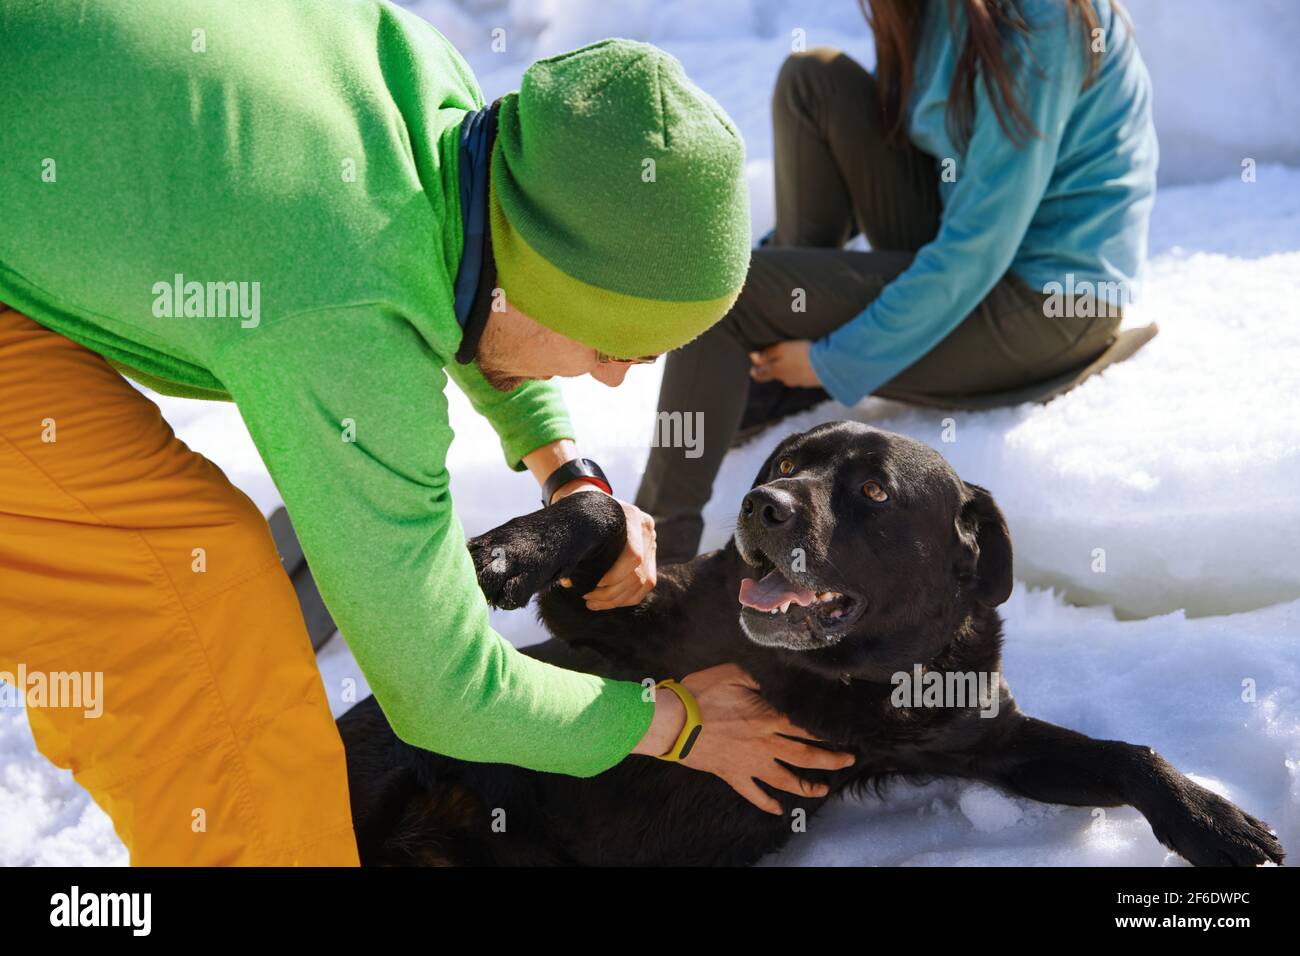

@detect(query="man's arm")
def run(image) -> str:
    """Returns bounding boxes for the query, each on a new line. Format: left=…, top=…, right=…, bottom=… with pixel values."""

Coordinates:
left=442, top=353, right=574, bottom=472
left=213, top=306, right=654, bottom=777
left=521, top=438, right=659, bottom=610
left=446, top=357, right=658, bottom=609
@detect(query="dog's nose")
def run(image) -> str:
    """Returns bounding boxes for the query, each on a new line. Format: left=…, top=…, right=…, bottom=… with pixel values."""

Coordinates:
left=742, top=487, right=796, bottom=529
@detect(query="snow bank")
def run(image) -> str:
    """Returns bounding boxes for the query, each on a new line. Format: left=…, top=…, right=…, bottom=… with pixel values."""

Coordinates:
left=0, top=709, right=129, bottom=866
left=1122, top=0, right=1300, bottom=185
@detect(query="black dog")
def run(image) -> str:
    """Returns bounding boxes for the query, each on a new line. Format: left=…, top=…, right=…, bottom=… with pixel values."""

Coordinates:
left=338, top=422, right=1284, bottom=866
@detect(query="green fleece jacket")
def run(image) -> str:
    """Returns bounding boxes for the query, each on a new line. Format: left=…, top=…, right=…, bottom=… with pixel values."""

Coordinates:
left=0, top=0, right=654, bottom=776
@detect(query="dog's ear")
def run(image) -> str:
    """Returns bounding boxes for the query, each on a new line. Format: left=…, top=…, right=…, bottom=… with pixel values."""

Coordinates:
left=955, top=482, right=1014, bottom=607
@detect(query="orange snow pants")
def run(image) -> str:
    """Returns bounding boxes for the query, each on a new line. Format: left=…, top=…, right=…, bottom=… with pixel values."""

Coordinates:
left=0, top=304, right=359, bottom=865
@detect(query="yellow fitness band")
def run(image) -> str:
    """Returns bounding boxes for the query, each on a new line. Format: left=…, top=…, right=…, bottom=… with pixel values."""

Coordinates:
left=654, top=679, right=703, bottom=762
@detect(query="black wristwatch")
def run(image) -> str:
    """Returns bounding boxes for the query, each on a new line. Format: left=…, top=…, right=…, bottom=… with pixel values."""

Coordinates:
left=542, top=458, right=612, bottom=507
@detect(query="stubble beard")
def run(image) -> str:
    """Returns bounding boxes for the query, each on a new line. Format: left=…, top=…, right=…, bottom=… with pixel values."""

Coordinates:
left=477, top=356, right=528, bottom=393
left=475, top=308, right=537, bottom=392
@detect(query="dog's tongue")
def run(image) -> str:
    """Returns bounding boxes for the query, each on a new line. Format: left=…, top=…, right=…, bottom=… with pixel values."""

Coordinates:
left=739, top=569, right=816, bottom=612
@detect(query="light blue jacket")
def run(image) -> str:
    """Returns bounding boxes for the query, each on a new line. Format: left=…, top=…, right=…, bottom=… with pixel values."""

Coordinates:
left=808, top=0, right=1157, bottom=404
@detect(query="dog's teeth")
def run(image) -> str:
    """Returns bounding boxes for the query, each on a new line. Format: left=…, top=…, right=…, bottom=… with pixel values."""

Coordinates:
left=779, top=601, right=791, bottom=614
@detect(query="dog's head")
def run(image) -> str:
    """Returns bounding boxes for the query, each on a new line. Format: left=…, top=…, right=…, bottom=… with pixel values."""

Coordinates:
left=734, top=422, right=1013, bottom=680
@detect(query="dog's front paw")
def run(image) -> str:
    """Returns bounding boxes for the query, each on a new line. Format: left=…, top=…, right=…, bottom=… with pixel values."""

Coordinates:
left=1149, top=782, right=1285, bottom=867
left=467, top=494, right=626, bottom=610
left=468, top=515, right=564, bottom=610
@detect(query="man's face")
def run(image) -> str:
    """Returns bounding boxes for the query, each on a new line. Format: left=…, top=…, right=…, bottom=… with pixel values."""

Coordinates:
left=475, top=303, right=659, bottom=392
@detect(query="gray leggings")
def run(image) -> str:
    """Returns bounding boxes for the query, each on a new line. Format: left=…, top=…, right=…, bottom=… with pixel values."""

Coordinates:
left=636, top=47, right=1118, bottom=522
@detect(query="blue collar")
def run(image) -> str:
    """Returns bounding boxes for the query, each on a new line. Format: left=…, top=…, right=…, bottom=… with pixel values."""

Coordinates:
left=452, top=102, right=498, bottom=364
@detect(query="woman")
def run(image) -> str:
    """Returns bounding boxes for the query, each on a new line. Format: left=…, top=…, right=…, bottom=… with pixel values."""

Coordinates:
left=638, top=0, right=1157, bottom=562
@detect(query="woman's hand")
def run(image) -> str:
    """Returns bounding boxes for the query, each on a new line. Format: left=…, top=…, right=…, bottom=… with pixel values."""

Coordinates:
left=749, top=340, right=822, bottom=388
left=634, top=663, right=856, bottom=815
left=552, top=483, right=656, bottom=610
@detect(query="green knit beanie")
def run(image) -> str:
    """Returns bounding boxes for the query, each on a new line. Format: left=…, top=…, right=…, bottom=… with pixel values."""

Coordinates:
left=489, top=39, right=751, bottom=357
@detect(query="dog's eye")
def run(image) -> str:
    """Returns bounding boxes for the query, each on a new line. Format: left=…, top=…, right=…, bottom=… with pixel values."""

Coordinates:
left=777, top=457, right=795, bottom=476
left=862, top=480, right=888, bottom=502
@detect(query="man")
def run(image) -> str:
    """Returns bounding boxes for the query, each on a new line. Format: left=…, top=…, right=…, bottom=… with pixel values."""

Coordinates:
left=0, top=0, right=853, bottom=865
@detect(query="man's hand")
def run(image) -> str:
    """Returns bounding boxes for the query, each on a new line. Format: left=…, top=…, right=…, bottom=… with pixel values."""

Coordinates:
left=553, top=484, right=656, bottom=610
left=523, top=440, right=655, bottom=610
left=749, top=340, right=822, bottom=388
left=633, top=663, right=857, bottom=814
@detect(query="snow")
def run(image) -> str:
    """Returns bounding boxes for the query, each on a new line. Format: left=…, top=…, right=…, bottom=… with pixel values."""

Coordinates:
left=3, top=0, right=1299, bottom=867
left=766, top=593, right=1300, bottom=866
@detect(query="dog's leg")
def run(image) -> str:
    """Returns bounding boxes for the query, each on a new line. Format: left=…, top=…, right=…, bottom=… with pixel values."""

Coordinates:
left=467, top=492, right=626, bottom=610
left=959, top=715, right=1284, bottom=866
left=469, top=492, right=739, bottom=674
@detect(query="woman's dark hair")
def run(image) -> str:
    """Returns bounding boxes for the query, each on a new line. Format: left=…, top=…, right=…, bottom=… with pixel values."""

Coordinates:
left=860, top=0, right=1128, bottom=149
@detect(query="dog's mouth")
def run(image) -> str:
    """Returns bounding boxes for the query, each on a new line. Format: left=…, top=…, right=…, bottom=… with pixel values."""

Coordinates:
left=737, top=553, right=866, bottom=649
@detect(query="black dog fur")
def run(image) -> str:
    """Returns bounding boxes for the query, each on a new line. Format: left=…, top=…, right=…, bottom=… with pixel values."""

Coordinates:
left=337, top=422, right=1284, bottom=867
